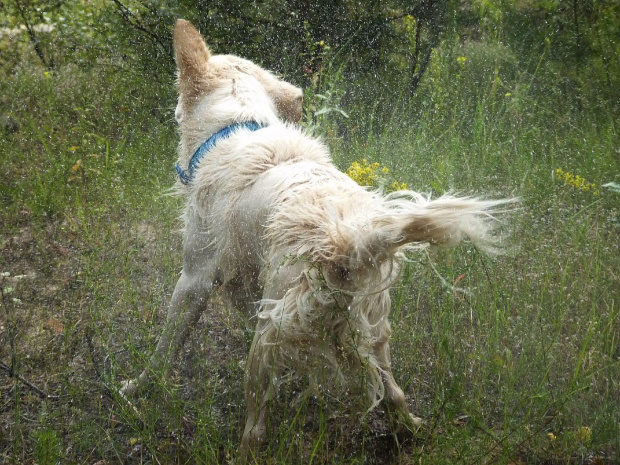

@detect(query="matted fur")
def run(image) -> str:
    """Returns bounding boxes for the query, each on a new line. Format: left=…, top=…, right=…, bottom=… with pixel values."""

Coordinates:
left=121, top=19, right=515, bottom=453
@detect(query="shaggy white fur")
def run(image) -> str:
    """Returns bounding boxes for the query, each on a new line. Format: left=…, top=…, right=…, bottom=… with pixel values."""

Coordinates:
left=121, top=19, right=515, bottom=454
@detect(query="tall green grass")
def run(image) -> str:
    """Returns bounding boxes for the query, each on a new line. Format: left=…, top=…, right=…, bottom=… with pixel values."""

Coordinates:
left=1, top=38, right=618, bottom=464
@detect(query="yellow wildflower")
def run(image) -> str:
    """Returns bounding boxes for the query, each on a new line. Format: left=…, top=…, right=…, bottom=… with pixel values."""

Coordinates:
left=345, top=159, right=408, bottom=192
left=392, top=180, right=408, bottom=191
left=576, top=426, right=591, bottom=442
left=554, top=168, right=599, bottom=195
left=345, top=158, right=379, bottom=186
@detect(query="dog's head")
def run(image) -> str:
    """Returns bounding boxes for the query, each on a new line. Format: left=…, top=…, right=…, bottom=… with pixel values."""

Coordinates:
left=173, top=19, right=303, bottom=126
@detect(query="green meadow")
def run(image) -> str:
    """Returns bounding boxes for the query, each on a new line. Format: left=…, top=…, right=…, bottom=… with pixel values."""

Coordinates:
left=1, top=2, right=618, bottom=463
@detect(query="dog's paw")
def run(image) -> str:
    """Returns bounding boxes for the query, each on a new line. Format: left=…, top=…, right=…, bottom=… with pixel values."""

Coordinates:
left=392, top=410, right=424, bottom=435
left=119, top=379, right=139, bottom=397
left=409, top=413, right=423, bottom=427
left=239, top=422, right=267, bottom=459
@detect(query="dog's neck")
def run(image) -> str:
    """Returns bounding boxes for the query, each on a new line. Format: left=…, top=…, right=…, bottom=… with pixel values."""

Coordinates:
left=176, top=121, right=265, bottom=185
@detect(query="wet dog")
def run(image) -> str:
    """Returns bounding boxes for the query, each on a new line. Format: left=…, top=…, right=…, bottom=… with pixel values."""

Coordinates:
left=122, top=19, right=512, bottom=452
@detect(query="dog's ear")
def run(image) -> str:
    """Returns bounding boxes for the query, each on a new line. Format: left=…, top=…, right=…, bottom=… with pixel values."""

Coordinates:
left=174, top=19, right=211, bottom=97
left=271, top=85, right=304, bottom=123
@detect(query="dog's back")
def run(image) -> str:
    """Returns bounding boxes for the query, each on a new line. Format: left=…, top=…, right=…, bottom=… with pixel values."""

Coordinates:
left=182, top=124, right=338, bottom=285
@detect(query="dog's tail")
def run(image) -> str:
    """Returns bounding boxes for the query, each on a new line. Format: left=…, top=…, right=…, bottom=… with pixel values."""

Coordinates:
left=372, top=192, right=517, bottom=255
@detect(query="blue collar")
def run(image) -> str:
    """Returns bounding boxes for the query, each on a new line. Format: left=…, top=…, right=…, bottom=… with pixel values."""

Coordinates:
left=175, top=121, right=264, bottom=185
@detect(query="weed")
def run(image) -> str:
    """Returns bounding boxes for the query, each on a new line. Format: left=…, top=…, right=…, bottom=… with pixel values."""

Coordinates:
left=32, top=428, right=61, bottom=465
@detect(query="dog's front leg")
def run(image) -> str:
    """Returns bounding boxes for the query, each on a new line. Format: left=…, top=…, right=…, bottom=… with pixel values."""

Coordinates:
left=121, top=271, right=212, bottom=395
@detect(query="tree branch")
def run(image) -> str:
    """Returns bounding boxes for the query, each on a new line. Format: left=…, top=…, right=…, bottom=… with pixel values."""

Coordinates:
left=111, top=0, right=171, bottom=58
left=13, top=0, right=53, bottom=69
left=0, top=359, right=58, bottom=399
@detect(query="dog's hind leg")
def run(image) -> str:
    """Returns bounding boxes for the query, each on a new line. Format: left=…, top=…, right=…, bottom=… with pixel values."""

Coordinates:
left=373, top=331, right=423, bottom=433
left=240, top=318, right=283, bottom=454
left=120, top=270, right=215, bottom=395
left=239, top=266, right=301, bottom=454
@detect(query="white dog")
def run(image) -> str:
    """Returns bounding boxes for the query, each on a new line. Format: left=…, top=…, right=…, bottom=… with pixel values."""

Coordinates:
left=122, top=19, right=512, bottom=453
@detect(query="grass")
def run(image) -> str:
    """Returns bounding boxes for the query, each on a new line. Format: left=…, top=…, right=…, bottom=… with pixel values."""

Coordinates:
left=1, top=45, right=619, bottom=464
